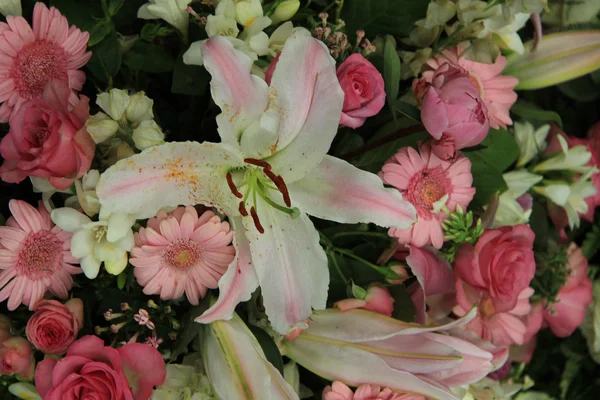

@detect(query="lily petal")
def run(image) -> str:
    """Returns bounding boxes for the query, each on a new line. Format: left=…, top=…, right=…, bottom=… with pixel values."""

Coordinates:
left=197, top=217, right=259, bottom=324
left=97, top=142, right=244, bottom=219
left=288, top=156, right=416, bottom=229
left=242, top=199, right=328, bottom=334
left=266, top=34, right=345, bottom=183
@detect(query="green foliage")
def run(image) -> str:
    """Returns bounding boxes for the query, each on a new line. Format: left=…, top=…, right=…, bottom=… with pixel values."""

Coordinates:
left=582, top=224, right=600, bottom=260
left=558, top=73, right=600, bottom=103
left=247, top=324, right=284, bottom=375
left=341, top=0, right=429, bottom=37
left=388, top=285, right=416, bottom=322
left=383, top=35, right=401, bottom=118
left=440, top=205, right=483, bottom=262
left=141, top=23, right=175, bottom=42
left=532, top=245, right=570, bottom=304
left=170, top=298, right=210, bottom=361
left=123, top=41, right=175, bottom=73
left=171, top=56, right=210, bottom=96
left=86, top=31, right=122, bottom=83
left=389, top=98, right=421, bottom=122
left=511, top=101, right=563, bottom=128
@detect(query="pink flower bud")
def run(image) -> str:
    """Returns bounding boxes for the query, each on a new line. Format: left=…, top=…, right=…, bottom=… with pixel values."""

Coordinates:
left=0, top=337, right=35, bottom=379
left=335, top=285, right=395, bottom=316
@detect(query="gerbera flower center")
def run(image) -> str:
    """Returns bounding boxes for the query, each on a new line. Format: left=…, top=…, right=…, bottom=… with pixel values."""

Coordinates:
left=162, top=238, right=202, bottom=270
left=10, top=40, right=68, bottom=100
left=407, top=167, right=451, bottom=217
left=16, top=231, right=63, bottom=280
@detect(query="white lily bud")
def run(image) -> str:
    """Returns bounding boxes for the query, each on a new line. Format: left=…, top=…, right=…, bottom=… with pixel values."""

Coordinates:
left=235, top=0, right=263, bottom=27
left=205, top=14, right=240, bottom=38
left=534, top=134, right=593, bottom=173
left=271, top=0, right=300, bottom=25
left=137, top=0, right=189, bottom=38
left=0, top=0, right=21, bottom=16
left=97, top=89, right=130, bottom=121
left=132, top=120, right=165, bottom=150
left=126, top=91, right=154, bottom=125
left=85, top=112, right=120, bottom=144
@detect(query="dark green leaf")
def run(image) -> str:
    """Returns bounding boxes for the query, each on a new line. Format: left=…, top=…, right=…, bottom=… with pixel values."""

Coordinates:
left=464, top=152, right=508, bottom=208
left=170, top=298, right=210, bottom=361
left=50, top=0, right=103, bottom=33
left=511, top=101, right=563, bottom=127
left=171, top=56, right=210, bottom=95
left=333, top=131, right=364, bottom=157
left=582, top=224, right=600, bottom=260
left=141, top=23, right=174, bottom=42
left=389, top=98, right=421, bottom=122
left=123, top=41, right=175, bottom=73
left=341, top=0, right=429, bottom=37
left=117, top=271, right=126, bottom=290
left=247, top=324, right=284, bottom=375
left=108, top=0, right=124, bottom=16
left=383, top=35, right=400, bottom=104
left=388, top=285, right=416, bottom=322
left=86, top=31, right=122, bottom=83
left=558, top=74, right=600, bottom=102
left=529, top=198, right=552, bottom=251
left=464, top=128, right=519, bottom=172
left=88, top=19, right=114, bottom=47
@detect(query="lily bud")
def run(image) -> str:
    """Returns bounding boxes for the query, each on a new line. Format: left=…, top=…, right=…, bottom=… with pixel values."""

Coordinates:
left=271, top=0, right=300, bottom=25
left=132, top=120, right=165, bottom=150
left=85, top=112, right=120, bottom=144
left=235, top=0, right=264, bottom=27
left=126, top=91, right=154, bottom=125
left=97, top=89, right=130, bottom=121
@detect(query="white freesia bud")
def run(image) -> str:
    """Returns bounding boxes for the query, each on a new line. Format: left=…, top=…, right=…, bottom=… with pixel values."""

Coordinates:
left=490, top=171, right=541, bottom=228
left=8, top=382, right=41, bottom=400
left=72, top=170, right=101, bottom=217
left=205, top=14, right=240, bottom=38
left=126, top=91, right=154, bottom=125
left=85, top=112, right=120, bottom=144
left=183, top=41, right=204, bottom=66
left=97, top=89, right=131, bottom=121
left=271, top=0, right=301, bottom=25
left=0, top=0, right=21, bottom=16
left=514, top=121, right=549, bottom=167
left=503, top=170, right=543, bottom=198
left=132, top=120, right=165, bottom=150
left=235, top=0, right=263, bottom=26
left=534, top=134, right=593, bottom=173
left=138, top=0, right=190, bottom=38
left=267, top=21, right=294, bottom=55
left=249, top=31, right=270, bottom=56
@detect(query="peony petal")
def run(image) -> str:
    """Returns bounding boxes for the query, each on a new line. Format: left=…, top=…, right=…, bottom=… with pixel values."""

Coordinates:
left=421, top=88, right=448, bottom=140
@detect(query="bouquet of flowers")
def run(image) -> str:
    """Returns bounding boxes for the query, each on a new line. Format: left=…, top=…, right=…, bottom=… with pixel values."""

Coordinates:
left=1, top=0, right=600, bottom=399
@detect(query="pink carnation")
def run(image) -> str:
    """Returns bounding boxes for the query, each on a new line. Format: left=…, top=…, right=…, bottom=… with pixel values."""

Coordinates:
left=422, top=47, right=518, bottom=130
left=323, top=381, right=424, bottom=400
left=380, top=141, right=475, bottom=248
left=130, top=206, right=235, bottom=304
left=0, top=200, right=81, bottom=311
left=0, top=3, right=91, bottom=121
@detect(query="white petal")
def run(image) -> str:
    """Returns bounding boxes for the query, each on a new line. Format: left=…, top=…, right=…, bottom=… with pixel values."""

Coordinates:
left=183, top=41, right=204, bottom=66
left=80, top=255, right=102, bottom=279
left=104, top=251, right=128, bottom=275
left=96, top=142, right=244, bottom=219
left=107, top=213, right=136, bottom=243
left=288, top=156, right=416, bottom=229
left=51, top=208, right=92, bottom=232
left=70, top=229, right=95, bottom=259
left=137, top=4, right=158, bottom=20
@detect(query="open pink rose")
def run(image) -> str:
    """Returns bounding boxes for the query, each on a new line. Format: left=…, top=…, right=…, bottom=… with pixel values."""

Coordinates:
left=26, top=299, right=84, bottom=355
left=415, top=63, right=489, bottom=159
left=337, top=53, right=386, bottom=129
left=334, top=285, right=394, bottom=316
left=543, top=243, right=593, bottom=338
left=0, top=336, right=35, bottom=379
left=0, top=80, right=95, bottom=190
left=455, top=225, right=536, bottom=313
left=35, top=335, right=166, bottom=400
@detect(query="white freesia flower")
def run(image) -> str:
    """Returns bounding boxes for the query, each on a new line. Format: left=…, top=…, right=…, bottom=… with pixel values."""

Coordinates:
left=504, top=170, right=544, bottom=198
left=51, top=208, right=135, bottom=279
left=514, top=122, right=549, bottom=167
left=482, top=6, right=530, bottom=54
left=457, top=377, right=522, bottom=400
left=206, top=14, right=239, bottom=37
left=132, top=120, right=166, bottom=150
left=0, top=0, right=21, bottom=16
left=151, top=356, right=216, bottom=400
left=582, top=280, right=600, bottom=364
left=126, top=91, right=154, bottom=125
left=96, top=34, right=416, bottom=334
left=63, top=170, right=102, bottom=217
left=534, top=134, right=592, bottom=173
left=234, top=0, right=263, bottom=26
left=86, top=112, right=120, bottom=144
left=138, top=0, right=190, bottom=38
left=8, top=382, right=41, bottom=400
left=491, top=171, right=542, bottom=228
left=97, top=89, right=131, bottom=121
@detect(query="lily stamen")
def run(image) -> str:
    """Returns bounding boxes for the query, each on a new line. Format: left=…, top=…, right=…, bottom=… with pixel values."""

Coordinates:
left=263, top=168, right=292, bottom=207
left=226, top=172, right=243, bottom=198
left=244, top=158, right=272, bottom=169
left=250, top=206, right=264, bottom=233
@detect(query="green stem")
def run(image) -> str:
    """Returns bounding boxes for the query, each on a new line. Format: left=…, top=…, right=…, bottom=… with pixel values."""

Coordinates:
left=327, top=251, right=349, bottom=284
left=331, top=231, right=391, bottom=241
left=335, top=0, right=345, bottom=21
left=333, top=248, right=389, bottom=276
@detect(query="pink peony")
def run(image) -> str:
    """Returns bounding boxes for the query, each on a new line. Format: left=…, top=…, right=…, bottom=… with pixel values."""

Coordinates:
left=130, top=206, right=236, bottom=305
left=322, top=381, right=425, bottom=400
left=0, top=80, right=95, bottom=190
left=380, top=141, right=475, bottom=248
left=26, top=298, right=84, bottom=355
left=0, top=200, right=81, bottom=311
left=0, top=3, right=91, bottom=122
left=543, top=243, right=593, bottom=338
left=0, top=336, right=35, bottom=379
left=35, top=335, right=166, bottom=400
left=454, top=225, right=536, bottom=313
left=415, top=63, right=489, bottom=159
left=337, top=53, right=386, bottom=129
left=422, top=47, right=518, bottom=130
left=334, top=285, right=394, bottom=316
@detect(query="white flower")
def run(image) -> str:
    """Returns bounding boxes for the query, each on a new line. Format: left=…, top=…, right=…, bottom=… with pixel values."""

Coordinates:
left=514, top=121, right=549, bottom=167
left=8, top=382, right=41, bottom=400
left=271, top=0, right=300, bottom=25
left=151, top=357, right=216, bottom=400
left=65, top=170, right=102, bottom=217
left=504, top=170, right=544, bottom=198
left=457, top=377, right=522, bottom=400
left=30, top=177, right=73, bottom=213
left=582, top=280, right=600, bottom=364
left=534, top=134, right=593, bottom=173
left=51, top=208, right=135, bottom=279
left=138, top=0, right=190, bottom=38
left=126, top=91, right=154, bottom=125
left=132, top=120, right=166, bottom=150
left=97, top=89, right=131, bottom=121
left=86, top=112, right=120, bottom=144
left=491, top=171, right=542, bottom=228
left=0, top=0, right=21, bottom=17
left=234, top=0, right=263, bottom=26
left=205, top=14, right=239, bottom=37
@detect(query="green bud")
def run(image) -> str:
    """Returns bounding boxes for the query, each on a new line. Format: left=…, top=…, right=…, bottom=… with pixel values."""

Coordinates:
left=271, top=0, right=300, bottom=25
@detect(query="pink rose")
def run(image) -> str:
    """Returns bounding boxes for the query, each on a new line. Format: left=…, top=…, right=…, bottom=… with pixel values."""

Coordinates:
left=334, top=285, right=395, bottom=316
left=416, top=64, right=489, bottom=159
left=0, top=336, right=35, bottom=379
left=26, top=299, right=84, bottom=355
left=337, top=53, right=386, bottom=129
left=0, top=80, right=95, bottom=190
left=35, top=335, right=166, bottom=400
left=455, top=225, right=536, bottom=312
left=543, top=243, right=593, bottom=338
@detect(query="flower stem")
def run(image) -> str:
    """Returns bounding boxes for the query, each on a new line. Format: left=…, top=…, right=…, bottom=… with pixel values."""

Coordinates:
left=340, top=124, right=424, bottom=160
left=332, top=248, right=389, bottom=276
left=331, top=231, right=391, bottom=241
left=327, top=251, right=349, bottom=284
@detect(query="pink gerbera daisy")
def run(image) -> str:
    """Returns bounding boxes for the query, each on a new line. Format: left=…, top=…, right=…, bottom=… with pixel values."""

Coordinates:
left=422, top=46, right=518, bottom=130
left=0, top=3, right=91, bottom=122
left=380, top=141, right=475, bottom=249
left=0, top=200, right=81, bottom=311
left=323, top=381, right=424, bottom=400
left=130, top=206, right=236, bottom=305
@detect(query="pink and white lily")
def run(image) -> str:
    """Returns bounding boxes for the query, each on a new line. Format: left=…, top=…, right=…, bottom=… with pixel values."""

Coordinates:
left=96, top=33, right=416, bottom=333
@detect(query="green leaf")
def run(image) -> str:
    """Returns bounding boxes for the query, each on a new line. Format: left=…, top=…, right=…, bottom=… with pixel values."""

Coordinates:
left=341, top=0, right=429, bottom=37
left=389, top=98, right=421, bottom=122
left=86, top=31, right=122, bottom=83
left=50, top=0, right=103, bottom=33
left=247, top=324, right=284, bottom=375
left=558, top=73, right=600, bottom=102
left=464, top=128, right=519, bottom=172
left=116, top=271, right=126, bottom=290
left=123, top=41, right=175, bottom=73
left=383, top=35, right=400, bottom=103
left=388, top=285, right=416, bottom=322
left=88, top=19, right=114, bottom=47
left=333, top=131, right=364, bottom=157
left=170, top=298, right=210, bottom=361
left=463, top=152, right=508, bottom=209
left=141, top=23, right=175, bottom=42
left=171, top=56, right=210, bottom=95
left=582, top=224, right=600, bottom=260
left=108, top=0, right=124, bottom=16
left=511, top=102, right=563, bottom=127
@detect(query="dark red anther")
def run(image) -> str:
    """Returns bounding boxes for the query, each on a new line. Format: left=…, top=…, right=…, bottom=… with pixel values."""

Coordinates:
left=238, top=201, right=248, bottom=216
left=250, top=207, right=264, bottom=234
left=263, top=169, right=291, bottom=207
left=244, top=158, right=272, bottom=170
left=226, top=172, right=243, bottom=198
